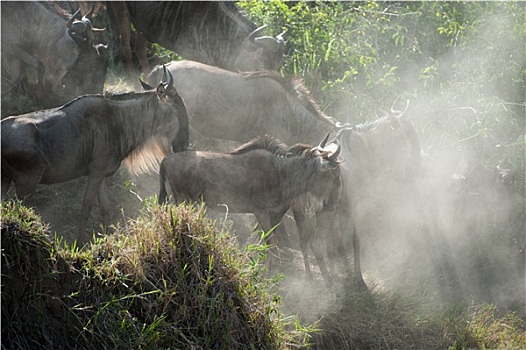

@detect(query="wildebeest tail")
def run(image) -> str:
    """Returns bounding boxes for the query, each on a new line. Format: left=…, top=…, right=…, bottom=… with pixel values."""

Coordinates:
left=158, top=159, right=169, bottom=204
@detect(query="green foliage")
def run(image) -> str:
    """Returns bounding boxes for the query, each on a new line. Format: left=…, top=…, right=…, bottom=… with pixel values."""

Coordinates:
left=239, top=1, right=524, bottom=125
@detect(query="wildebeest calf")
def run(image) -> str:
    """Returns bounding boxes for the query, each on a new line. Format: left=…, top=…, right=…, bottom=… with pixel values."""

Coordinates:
left=1, top=68, right=189, bottom=239
left=158, top=134, right=341, bottom=274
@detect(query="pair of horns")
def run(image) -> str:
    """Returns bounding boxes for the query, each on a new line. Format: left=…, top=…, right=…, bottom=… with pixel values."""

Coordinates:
left=249, top=25, right=290, bottom=53
left=140, top=65, right=174, bottom=91
left=318, top=133, right=341, bottom=162
left=66, top=5, right=105, bottom=32
left=66, top=5, right=93, bottom=28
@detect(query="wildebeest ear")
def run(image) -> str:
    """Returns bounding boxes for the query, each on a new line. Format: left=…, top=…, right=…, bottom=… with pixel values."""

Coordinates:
left=156, top=83, right=167, bottom=99
left=140, top=79, right=154, bottom=91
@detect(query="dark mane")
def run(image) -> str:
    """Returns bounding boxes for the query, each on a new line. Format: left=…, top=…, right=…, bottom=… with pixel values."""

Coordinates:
left=230, top=135, right=317, bottom=159
left=58, top=90, right=153, bottom=110
left=103, top=90, right=151, bottom=101
left=240, top=71, right=335, bottom=126
left=230, top=135, right=290, bottom=157
left=287, top=143, right=319, bottom=158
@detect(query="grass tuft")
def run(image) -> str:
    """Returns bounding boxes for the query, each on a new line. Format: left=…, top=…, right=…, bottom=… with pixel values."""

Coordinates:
left=1, top=200, right=311, bottom=349
left=313, top=279, right=526, bottom=349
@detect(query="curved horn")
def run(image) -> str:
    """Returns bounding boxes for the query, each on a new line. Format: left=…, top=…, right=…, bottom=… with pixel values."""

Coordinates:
left=66, top=8, right=81, bottom=28
left=276, top=24, right=291, bottom=44
left=83, top=4, right=95, bottom=21
left=327, top=142, right=341, bottom=162
left=248, top=25, right=268, bottom=43
left=140, top=79, right=154, bottom=91
left=319, top=133, right=330, bottom=149
left=161, top=65, right=174, bottom=89
left=334, top=124, right=354, bottom=143
left=162, top=65, right=168, bottom=83
left=399, top=99, right=410, bottom=117
left=167, top=69, right=174, bottom=89
left=390, top=98, right=409, bottom=117
left=253, top=36, right=280, bottom=52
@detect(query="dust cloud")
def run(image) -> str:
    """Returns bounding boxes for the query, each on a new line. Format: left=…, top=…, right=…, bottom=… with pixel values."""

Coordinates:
left=129, top=5, right=525, bottom=317
left=317, top=6, right=526, bottom=314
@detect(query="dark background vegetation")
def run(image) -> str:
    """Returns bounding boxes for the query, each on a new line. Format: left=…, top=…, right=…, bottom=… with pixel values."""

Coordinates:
left=2, top=1, right=525, bottom=349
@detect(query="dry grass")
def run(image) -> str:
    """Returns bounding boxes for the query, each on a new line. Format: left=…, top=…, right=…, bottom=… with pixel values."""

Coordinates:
left=312, top=281, right=526, bottom=350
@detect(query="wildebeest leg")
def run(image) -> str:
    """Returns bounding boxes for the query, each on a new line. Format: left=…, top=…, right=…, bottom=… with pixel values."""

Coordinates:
left=13, top=171, right=44, bottom=202
left=158, top=163, right=169, bottom=204
left=269, top=211, right=292, bottom=247
left=351, top=223, right=367, bottom=291
left=97, top=177, right=111, bottom=232
left=10, top=46, right=47, bottom=103
left=1, top=173, right=12, bottom=200
left=35, top=61, right=47, bottom=105
left=253, top=211, right=280, bottom=272
left=312, top=211, right=335, bottom=288
left=326, top=214, right=350, bottom=279
left=292, top=209, right=314, bottom=280
left=79, top=175, right=105, bottom=240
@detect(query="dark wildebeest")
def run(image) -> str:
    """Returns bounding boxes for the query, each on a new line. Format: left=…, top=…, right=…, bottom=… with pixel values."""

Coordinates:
left=108, top=1, right=289, bottom=78
left=148, top=60, right=338, bottom=145
left=1, top=2, right=107, bottom=107
left=158, top=134, right=342, bottom=281
left=1, top=68, right=189, bottom=238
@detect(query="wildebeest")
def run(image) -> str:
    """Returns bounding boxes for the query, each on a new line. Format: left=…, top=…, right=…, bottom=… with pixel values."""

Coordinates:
left=1, top=68, right=189, bottom=238
left=263, top=106, right=421, bottom=288
left=1, top=2, right=107, bottom=107
left=158, top=134, right=342, bottom=279
left=148, top=60, right=338, bottom=145
left=327, top=107, right=422, bottom=289
left=109, top=1, right=289, bottom=78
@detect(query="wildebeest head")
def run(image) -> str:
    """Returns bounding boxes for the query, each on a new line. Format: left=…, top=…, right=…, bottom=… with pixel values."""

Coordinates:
left=66, top=5, right=106, bottom=47
left=235, top=25, right=291, bottom=71
left=338, top=102, right=420, bottom=182
left=313, top=134, right=342, bottom=212
left=40, top=5, right=107, bottom=106
left=140, top=65, right=189, bottom=151
left=286, top=134, right=342, bottom=213
left=4, top=3, right=109, bottom=107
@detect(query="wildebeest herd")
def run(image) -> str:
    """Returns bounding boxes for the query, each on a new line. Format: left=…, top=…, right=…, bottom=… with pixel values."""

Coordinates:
left=1, top=1, right=422, bottom=289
